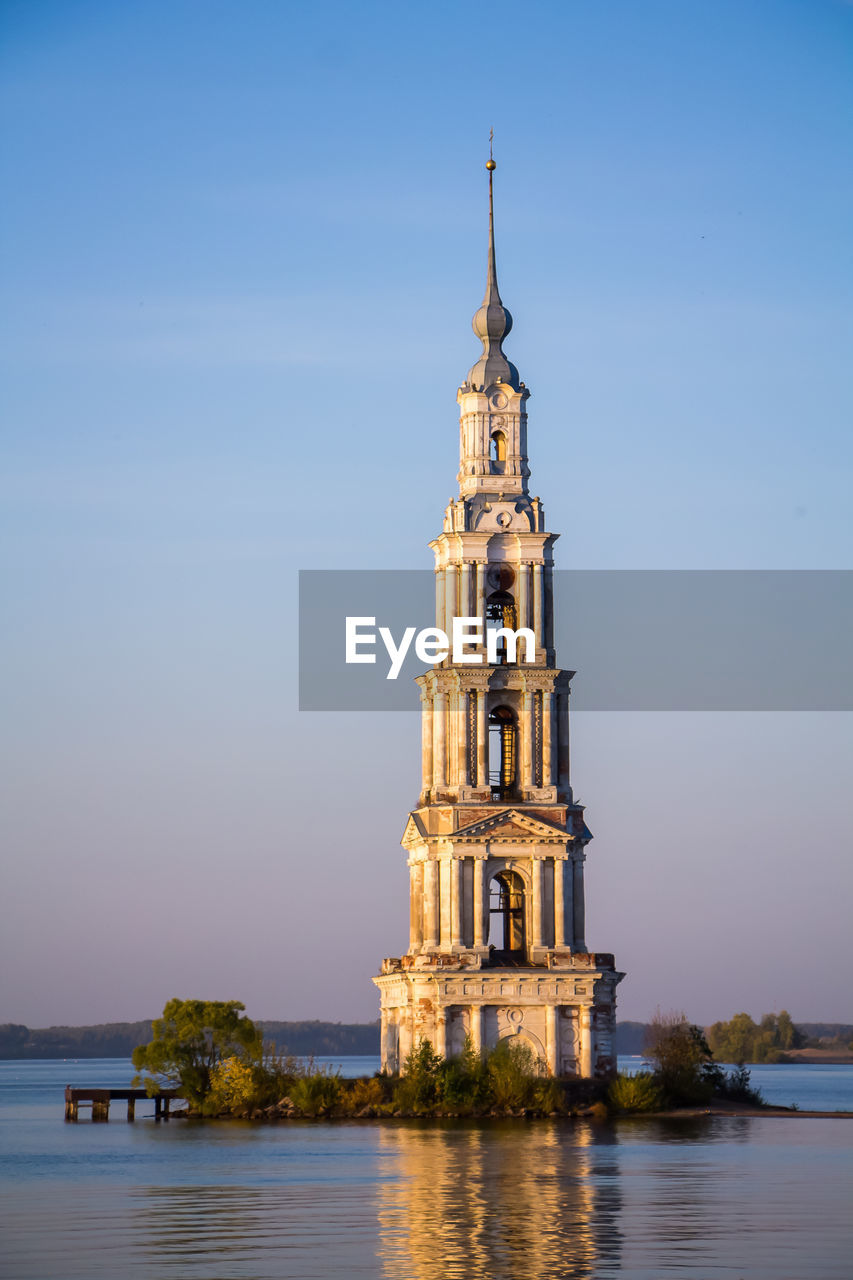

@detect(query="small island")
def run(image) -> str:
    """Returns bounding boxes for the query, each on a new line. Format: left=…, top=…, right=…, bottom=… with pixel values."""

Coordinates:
left=121, top=999, right=852, bottom=1124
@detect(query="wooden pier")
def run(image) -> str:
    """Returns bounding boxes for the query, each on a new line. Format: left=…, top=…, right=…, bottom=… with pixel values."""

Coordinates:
left=64, top=1086, right=179, bottom=1122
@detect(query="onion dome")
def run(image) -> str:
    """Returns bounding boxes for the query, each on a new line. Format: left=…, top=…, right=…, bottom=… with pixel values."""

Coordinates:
left=465, top=155, right=521, bottom=392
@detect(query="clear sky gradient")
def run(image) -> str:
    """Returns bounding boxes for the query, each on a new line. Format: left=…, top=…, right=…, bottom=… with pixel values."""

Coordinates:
left=1, top=0, right=851, bottom=1028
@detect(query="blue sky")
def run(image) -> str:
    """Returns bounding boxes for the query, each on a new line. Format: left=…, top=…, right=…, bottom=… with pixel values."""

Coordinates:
left=1, top=0, right=851, bottom=1026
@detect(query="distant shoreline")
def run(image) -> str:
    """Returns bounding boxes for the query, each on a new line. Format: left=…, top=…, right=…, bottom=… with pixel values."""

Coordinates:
left=2, top=1019, right=850, bottom=1062
left=774, top=1049, right=853, bottom=1064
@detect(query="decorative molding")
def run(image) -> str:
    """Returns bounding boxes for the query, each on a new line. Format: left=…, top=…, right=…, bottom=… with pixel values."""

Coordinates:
left=452, top=807, right=572, bottom=843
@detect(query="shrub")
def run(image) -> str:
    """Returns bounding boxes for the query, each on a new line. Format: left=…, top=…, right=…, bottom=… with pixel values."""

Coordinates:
left=251, top=1042, right=301, bottom=1106
left=394, top=1038, right=444, bottom=1112
left=644, top=1010, right=717, bottom=1105
left=290, top=1068, right=341, bottom=1116
left=345, top=1077, right=386, bottom=1109
left=532, top=1077, right=566, bottom=1114
left=607, top=1072, right=663, bottom=1113
left=438, top=1036, right=490, bottom=1113
left=486, top=1038, right=538, bottom=1111
left=207, top=1056, right=258, bottom=1113
left=717, top=1065, right=764, bottom=1106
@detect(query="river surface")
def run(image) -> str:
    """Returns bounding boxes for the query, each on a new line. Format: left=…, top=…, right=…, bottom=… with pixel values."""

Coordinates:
left=1, top=1059, right=852, bottom=1279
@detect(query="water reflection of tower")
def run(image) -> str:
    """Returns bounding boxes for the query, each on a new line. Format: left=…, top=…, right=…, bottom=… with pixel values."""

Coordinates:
left=374, top=152, right=624, bottom=1075
left=376, top=1123, right=622, bottom=1280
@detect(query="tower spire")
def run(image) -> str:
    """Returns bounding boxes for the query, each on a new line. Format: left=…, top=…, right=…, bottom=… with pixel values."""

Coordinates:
left=466, top=141, right=521, bottom=392
left=485, top=129, right=499, bottom=307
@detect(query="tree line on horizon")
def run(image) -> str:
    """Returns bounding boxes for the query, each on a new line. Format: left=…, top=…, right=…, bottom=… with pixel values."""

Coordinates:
left=1, top=1013, right=850, bottom=1061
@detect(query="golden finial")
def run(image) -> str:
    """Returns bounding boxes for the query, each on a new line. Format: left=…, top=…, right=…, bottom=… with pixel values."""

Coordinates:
left=486, top=127, right=496, bottom=170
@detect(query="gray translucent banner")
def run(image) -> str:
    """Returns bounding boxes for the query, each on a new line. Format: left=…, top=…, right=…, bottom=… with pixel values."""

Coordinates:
left=298, top=570, right=852, bottom=711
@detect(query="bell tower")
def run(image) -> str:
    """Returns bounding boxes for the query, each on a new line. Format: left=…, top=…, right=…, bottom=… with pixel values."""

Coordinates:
left=373, top=155, right=624, bottom=1077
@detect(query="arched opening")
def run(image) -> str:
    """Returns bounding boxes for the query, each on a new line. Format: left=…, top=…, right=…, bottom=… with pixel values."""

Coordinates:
left=490, top=430, right=507, bottom=471
left=488, top=705, right=517, bottom=799
left=486, top=591, right=517, bottom=664
left=488, top=869, right=525, bottom=962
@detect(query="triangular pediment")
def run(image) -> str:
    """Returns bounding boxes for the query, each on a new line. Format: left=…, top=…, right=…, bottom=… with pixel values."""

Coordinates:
left=452, top=808, right=571, bottom=843
left=401, top=812, right=428, bottom=849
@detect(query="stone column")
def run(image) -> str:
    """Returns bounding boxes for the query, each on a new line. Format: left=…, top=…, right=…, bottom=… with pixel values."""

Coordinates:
left=420, top=690, right=433, bottom=795
left=450, top=857, right=463, bottom=948
left=557, top=690, right=570, bottom=792
left=572, top=854, right=586, bottom=952
left=381, top=1011, right=395, bottom=1072
left=476, top=690, right=488, bottom=788
left=435, top=1008, right=447, bottom=1058
left=399, top=1006, right=413, bottom=1066
left=533, top=564, right=543, bottom=650
left=469, top=1004, right=483, bottom=1055
left=423, top=859, right=439, bottom=950
left=475, top=562, right=487, bottom=636
left=579, top=1006, right=594, bottom=1078
left=542, top=690, right=553, bottom=788
left=443, top=564, right=457, bottom=636
left=409, top=862, right=423, bottom=952
left=473, top=856, right=486, bottom=947
left=563, top=855, right=575, bottom=950
left=434, top=569, right=443, bottom=630
left=518, top=562, right=530, bottom=630
left=460, top=562, right=471, bottom=624
left=546, top=1005, right=559, bottom=1076
left=433, top=691, right=447, bottom=789
left=553, top=857, right=566, bottom=948
left=439, top=858, right=452, bottom=950
left=457, top=691, right=469, bottom=786
left=531, top=857, right=544, bottom=949
left=522, top=689, right=535, bottom=791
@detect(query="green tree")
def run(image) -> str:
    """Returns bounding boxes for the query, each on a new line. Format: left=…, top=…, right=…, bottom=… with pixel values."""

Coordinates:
left=131, top=998, right=263, bottom=1107
left=706, top=1010, right=805, bottom=1064
left=707, top=1012, right=758, bottom=1064
left=644, top=1009, right=720, bottom=1104
left=776, top=1010, right=803, bottom=1051
left=486, top=1038, right=539, bottom=1110
left=438, top=1035, right=490, bottom=1112
left=394, top=1038, right=445, bottom=1112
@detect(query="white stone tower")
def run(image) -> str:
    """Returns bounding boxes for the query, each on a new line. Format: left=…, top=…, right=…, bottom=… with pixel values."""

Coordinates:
left=373, top=156, right=624, bottom=1077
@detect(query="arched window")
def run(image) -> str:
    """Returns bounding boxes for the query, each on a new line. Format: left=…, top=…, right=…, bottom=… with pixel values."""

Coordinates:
left=486, top=591, right=517, bottom=664
left=488, top=705, right=517, bottom=798
left=488, top=869, right=525, bottom=958
left=490, top=430, right=506, bottom=471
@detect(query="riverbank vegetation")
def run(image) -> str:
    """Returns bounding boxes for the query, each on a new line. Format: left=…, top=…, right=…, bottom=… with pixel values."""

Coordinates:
left=609, top=1010, right=765, bottom=1110
left=199, top=1036, right=602, bottom=1119
left=129, top=1000, right=770, bottom=1119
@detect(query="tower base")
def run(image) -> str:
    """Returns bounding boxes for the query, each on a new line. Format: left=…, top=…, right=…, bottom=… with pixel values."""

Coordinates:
left=373, top=955, right=623, bottom=1077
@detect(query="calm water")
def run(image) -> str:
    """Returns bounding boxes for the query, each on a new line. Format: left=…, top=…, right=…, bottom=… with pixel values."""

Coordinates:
left=1, top=1060, right=852, bottom=1279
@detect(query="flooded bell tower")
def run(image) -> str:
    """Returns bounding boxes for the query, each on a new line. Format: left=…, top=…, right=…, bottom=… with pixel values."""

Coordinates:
left=373, top=153, right=624, bottom=1076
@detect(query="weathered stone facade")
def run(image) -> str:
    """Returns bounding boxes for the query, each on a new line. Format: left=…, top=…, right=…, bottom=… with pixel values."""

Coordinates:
left=374, top=160, right=624, bottom=1077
